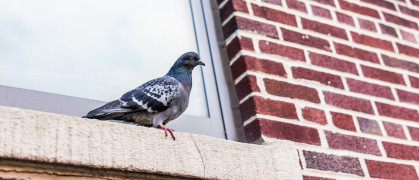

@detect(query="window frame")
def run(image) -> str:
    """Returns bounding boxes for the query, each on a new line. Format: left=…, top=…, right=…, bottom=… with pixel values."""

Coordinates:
left=0, top=0, right=240, bottom=141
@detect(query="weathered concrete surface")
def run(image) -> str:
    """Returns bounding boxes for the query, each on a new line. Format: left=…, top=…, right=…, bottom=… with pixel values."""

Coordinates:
left=0, top=106, right=302, bottom=179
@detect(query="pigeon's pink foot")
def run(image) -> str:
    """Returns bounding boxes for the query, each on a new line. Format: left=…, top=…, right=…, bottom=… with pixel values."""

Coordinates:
left=158, top=124, right=176, bottom=140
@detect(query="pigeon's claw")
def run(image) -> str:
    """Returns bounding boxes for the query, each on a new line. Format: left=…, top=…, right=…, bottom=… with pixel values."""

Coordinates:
left=158, top=124, right=176, bottom=140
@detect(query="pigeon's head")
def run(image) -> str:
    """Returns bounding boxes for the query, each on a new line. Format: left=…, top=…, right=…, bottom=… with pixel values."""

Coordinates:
left=178, top=52, right=205, bottom=68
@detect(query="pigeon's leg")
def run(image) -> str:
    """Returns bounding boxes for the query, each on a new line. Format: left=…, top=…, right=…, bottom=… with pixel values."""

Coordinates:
left=158, top=124, right=176, bottom=140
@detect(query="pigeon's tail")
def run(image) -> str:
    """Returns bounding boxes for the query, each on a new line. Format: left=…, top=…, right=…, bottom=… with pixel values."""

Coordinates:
left=83, top=100, right=130, bottom=120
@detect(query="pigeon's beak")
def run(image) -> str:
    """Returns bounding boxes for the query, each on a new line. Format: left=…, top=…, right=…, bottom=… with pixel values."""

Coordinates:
left=197, top=61, right=205, bottom=66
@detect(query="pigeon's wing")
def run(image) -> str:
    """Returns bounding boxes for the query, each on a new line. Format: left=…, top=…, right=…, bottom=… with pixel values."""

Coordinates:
left=119, top=76, right=180, bottom=113
left=83, top=76, right=180, bottom=120
left=83, top=100, right=135, bottom=119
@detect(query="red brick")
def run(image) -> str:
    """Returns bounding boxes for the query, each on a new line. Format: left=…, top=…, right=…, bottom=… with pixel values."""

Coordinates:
left=331, top=112, right=356, bottom=131
left=361, top=65, right=405, bottom=85
left=358, top=18, right=377, bottom=32
left=334, top=43, right=379, bottom=63
left=309, top=52, right=358, bottom=75
left=311, top=5, right=332, bottom=19
left=281, top=28, right=331, bottom=51
left=301, top=18, right=348, bottom=40
left=379, top=24, right=398, bottom=37
left=383, top=142, right=419, bottom=161
left=346, top=78, right=394, bottom=100
left=375, top=102, right=419, bottom=122
left=264, top=79, right=320, bottom=103
left=302, top=107, right=327, bottom=125
left=400, top=30, right=417, bottom=43
left=304, top=151, right=364, bottom=176
left=259, top=40, right=305, bottom=61
left=230, top=55, right=287, bottom=79
left=303, top=176, right=335, bottom=180
left=310, top=0, right=335, bottom=6
left=240, top=96, right=298, bottom=121
left=244, top=118, right=320, bottom=144
left=219, top=0, right=248, bottom=22
left=286, top=0, right=307, bottom=13
left=292, top=67, right=344, bottom=89
left=226, top=36, right=254, bottom=59
left=361, top=0, right=396, bottom=10
left=339, top=0, right=380, bottom=18
left=408, top=126, right=419, bottom=141
left=397, top=89, right=419, bottom=105
left=399, top=5, right=419, bottom=19
left=383, top=122, right=406, bottom=139
left=336, top=12, right=355, bottom=26
left=384, top=12, right=419, bottom=30
left=365, top=160, right=418, bottom=180
left=252, top=4, right=297, bottom=27
left=326, top=131, right=381, bottom=155
left=244, top=119, right=262, bottom=142
left=382, top=55, right=419, bottom=73
left=262, top=0, right=282, bottom=5
left=222, top=16, right=278, bottom=39
left=324, top=92, right=374, bottom=114
left=357, top=117, right=382, bottom=136
left=397, top=43, right=419, bottom=58
left=409, top=76, right=419, bottom=89
left=235, top=75, right=260, bottom=100
left=413, top=0, right=419, bottom=7
left=351, top=32, right=394, bottom=51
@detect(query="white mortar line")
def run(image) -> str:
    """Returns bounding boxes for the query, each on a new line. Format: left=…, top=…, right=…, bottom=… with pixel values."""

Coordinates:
left=225, top=31, right=238, bottom=45
left=306, top=2, right=314, bottom=16
left=358, top=157, right=371, bottom=178
left=403, top=74, right=412, bottom=88
left=377, top=119, right=388, bottom=137
left=342, top=77, right=349, bottom=91
left=377, top=140, right=387, bottom=158
left=318, top=129, right=329, bottom=148
left=403, top=124, right=413, bottom=141
left=298, top=148, right=307, bottom=169
left=296, top=16, right=303, bottom=29
left=246, top=1, right=254, bottom=16
left=221, top=13, right=234, bottom=26
left=256, top=75, right=267, bottom=94
left=218, top=0, right=228, bottom=9
left=242, top=115, right=258, bottom=127
left=252, top=38, right=261, bottom=54
left=353, top=115, right=361, bottom=133
left=228, top=50, right=243, bottom=66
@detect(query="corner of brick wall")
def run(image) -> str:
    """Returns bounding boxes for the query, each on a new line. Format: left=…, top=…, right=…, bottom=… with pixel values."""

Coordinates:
left=217, top=0, right=419, bottom=179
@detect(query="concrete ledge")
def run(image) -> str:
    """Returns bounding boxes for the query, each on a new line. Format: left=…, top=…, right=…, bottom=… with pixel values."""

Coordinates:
left=0, top=106, right=302, bottom=179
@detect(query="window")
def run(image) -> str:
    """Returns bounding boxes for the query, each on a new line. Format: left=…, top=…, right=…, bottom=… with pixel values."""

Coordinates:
left=0, top=0, right=238, bottom=140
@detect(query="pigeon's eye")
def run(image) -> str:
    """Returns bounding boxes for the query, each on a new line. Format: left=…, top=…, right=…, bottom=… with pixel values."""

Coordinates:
left=189, top=57, right=195, bottom=60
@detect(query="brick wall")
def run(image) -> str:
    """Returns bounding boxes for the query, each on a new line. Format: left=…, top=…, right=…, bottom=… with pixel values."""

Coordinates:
left=218, top=0, right=419, bottom=179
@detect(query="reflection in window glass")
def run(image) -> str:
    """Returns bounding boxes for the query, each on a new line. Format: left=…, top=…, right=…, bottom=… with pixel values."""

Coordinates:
left=0, top=0, right=208, bottom=117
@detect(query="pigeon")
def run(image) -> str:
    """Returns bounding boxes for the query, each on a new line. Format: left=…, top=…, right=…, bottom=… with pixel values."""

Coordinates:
left=83, top=52, right=205, bottom=140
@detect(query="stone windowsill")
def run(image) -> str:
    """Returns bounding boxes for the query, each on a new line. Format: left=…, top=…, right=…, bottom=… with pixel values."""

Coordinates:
left=0, top=106, right=302, bottom=179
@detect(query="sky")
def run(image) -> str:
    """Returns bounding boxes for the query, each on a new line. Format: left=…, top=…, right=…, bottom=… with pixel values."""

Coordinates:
left=0, top=0, right=208, bottom=117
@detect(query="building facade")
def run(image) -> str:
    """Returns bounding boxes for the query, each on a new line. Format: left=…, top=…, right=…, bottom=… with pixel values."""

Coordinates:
left=1, top=0, right=419, bottom=179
